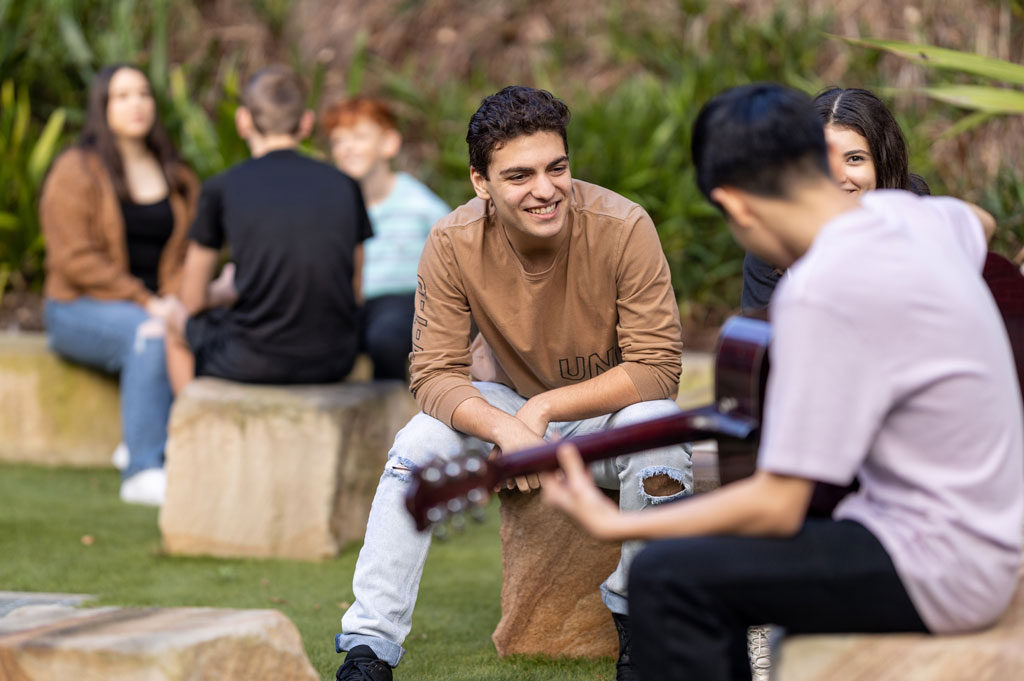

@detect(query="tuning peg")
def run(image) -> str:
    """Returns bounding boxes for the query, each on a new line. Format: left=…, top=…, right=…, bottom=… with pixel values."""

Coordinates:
left=426, top=506, right=446, bottom=525
left=444, top=461, right=463, bottom=479
left=432, top=522, right=449, bottom=541
left=446, top=498, right=467, bottom=514
left=470, top=506, right=487, bottom=524
left=422, top=466, right=443, bottom=485
left=466, top=487, right=487, bottom=505
left=450, top=513, right=466, bottom=533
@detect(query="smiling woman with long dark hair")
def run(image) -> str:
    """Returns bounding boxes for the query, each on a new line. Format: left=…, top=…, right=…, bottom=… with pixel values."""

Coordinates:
left=740, top=86, right=994, bottom=313
left=39, top=64, right=198, bottom=506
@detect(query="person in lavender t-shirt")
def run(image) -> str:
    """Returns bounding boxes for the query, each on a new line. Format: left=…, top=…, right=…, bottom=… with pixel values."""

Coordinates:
left=540, top=83, right=1022, bottom=681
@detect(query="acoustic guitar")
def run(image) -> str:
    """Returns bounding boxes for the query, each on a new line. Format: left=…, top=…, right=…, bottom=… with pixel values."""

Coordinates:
left=405, top=316, right=769, bottom=531
left=404, top=252, right=1024, bottom=531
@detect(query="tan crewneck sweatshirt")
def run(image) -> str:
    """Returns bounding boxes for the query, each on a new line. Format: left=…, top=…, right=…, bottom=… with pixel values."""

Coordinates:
left=410, top=179, right=683, bottom=426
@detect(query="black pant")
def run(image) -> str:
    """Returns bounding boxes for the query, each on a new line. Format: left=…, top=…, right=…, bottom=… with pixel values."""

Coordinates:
left=628, top=518, right=928, bottom=681
left=358, top=293, right=415, bottom=381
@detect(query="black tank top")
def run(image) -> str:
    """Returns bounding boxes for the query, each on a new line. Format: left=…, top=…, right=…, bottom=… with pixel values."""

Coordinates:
left=121, top=197, right=173, bottom=293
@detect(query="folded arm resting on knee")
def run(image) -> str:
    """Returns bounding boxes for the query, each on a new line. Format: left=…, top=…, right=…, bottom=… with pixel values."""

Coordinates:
left=541, top=444, right=813, bottom=542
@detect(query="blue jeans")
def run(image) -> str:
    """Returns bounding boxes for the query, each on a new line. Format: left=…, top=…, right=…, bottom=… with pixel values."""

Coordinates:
left=45, top=298, right=171, bottom=479
left=337, top=381, right=693, bottom=666
left=359, top=294, right=415, bottom=381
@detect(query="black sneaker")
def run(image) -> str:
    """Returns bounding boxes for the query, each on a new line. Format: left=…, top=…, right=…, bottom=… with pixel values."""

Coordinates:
left=612, top=613, right=640, bottom=681
left=336, top=645, right=393, bottom=681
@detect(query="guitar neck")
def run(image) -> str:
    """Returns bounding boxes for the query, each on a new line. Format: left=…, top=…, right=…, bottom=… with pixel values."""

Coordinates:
left=492, top=405, right=758, bottom=481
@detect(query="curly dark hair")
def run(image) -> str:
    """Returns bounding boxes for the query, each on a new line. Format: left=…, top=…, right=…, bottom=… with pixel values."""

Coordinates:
left=466, top=86, right=570, bottom=178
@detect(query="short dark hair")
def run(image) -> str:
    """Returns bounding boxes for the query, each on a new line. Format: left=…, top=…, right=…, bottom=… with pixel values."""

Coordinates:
left=814, top=87, right=930, bottom=195
left=242, top=65, right=306, bottom=136
left=466, top=86, right=570, bottom=177
left=692, top=83, right=830, bottom=210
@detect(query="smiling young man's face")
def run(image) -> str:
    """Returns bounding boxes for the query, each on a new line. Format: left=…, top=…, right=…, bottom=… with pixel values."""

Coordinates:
left=470, top=131, right=572, bottom=248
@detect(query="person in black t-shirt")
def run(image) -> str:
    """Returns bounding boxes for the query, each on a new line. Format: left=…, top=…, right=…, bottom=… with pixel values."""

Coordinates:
left=166, top=65, right=373, bottom=391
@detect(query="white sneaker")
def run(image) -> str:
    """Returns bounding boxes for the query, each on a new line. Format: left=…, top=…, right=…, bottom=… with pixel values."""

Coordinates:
left=119, top=468, right=167, bottom=506
left=748, top=625, right=772, bottom=681
left=111, top=442, right=130, bottom=471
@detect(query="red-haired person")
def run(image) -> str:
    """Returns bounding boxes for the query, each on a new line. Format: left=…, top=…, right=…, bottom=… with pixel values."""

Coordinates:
left=322, top=98, right=450, bottom=380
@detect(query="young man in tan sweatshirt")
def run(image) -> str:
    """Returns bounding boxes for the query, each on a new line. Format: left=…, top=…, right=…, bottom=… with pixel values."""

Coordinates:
left=335, top=86, right=691, bottom=681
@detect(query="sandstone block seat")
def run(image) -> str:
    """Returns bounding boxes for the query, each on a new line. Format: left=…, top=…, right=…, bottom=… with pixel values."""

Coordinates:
left=776, top=568, right=1024, bottom=681
left=0, top=332, right=120, bottom=467
left=0, top=603, right=318, bottom=681
left=159, top=376, right=415, bottom=561
left=491, top=441, right=720, bottom=658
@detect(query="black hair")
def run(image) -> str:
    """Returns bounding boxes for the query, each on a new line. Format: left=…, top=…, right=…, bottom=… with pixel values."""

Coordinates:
left=466, top=86, right=570, bottom=178
left=692, top=83, right=830, bottom=210
left=814, top=87, right=930, bottom=195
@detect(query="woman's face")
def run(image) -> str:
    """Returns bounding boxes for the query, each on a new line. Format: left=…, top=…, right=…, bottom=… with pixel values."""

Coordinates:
left=106, top=68, right=155, bottom=142
left=825, top=124, right=877, bottom=195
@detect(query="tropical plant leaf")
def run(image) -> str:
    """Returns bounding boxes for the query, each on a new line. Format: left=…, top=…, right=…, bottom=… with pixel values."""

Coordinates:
left=0, top=212, right=19, bottom=231
left=918, top=85, right=1024, bottom=114
left=938, top=111, right=996, bottom=140
left=836, top=36, right=1024, bottom=86
left=57, top=12, right=94, bottom=74
left=28, top=108, right=66, bottom=185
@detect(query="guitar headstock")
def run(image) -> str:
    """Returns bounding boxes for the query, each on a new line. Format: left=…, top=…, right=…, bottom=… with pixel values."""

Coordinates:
left=405, top=454, right=500, bottom=531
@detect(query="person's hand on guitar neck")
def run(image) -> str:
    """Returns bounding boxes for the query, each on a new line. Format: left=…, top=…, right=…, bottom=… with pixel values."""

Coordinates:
left=540, top=443, right=621, bottom=539
left=452, top=395, right=547, bottom=493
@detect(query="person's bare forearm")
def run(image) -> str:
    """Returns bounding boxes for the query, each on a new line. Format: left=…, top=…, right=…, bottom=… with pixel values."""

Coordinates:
left=451, top=396, right=544, bottom=451
left=602, top=472, right=812, bottom=540
left=521, top=365, right=642, bottom=425
left=180, top=244, right=220, bottom=315
left=541, top=445, right=814, bottom=542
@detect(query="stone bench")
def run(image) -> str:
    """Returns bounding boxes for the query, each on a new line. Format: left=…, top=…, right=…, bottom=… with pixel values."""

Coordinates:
left=0, top=333, right=120, bottom=467
left=491, top=352, right=716, bottom=659
left=0, top=601, right=317, bottom=681
left=775, top=569, right=1024, bottom=681
left=491, top=440, right=720, bottom=659
left=159, top=376, right=417, bottom=561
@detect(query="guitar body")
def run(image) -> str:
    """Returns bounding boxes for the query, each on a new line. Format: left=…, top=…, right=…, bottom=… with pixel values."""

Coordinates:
left=983, top=252, right=1024, bottom=395
left=713, top=317, right=770, bottom=484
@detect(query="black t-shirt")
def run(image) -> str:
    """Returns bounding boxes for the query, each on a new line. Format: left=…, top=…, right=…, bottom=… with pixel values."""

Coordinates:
left=189, top=149, right=372, bottom=370
left=122, top=197, right=173, bottom=293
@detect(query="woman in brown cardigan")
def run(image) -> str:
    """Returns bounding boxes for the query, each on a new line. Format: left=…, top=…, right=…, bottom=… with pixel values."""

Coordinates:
left=40, top=64, right=198, bottom=506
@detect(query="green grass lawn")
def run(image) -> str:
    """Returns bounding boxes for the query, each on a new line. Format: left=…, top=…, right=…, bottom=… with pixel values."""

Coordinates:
left=0, top=463, right=615, bottom=680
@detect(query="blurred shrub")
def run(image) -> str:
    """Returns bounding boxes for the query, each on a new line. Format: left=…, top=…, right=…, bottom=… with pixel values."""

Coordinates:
left=0, top=81, right=65, bottom=295
left=1, top=0, right=1021, bottom=316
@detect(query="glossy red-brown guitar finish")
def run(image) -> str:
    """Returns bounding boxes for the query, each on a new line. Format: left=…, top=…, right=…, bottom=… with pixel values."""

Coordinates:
left=983, top=252, right=1024, bottom=394
left=404, top=316, right=770, bottom=531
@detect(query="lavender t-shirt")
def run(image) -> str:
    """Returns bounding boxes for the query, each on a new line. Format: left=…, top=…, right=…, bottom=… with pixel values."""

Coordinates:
left=759, top=191, right=1023, bottom=633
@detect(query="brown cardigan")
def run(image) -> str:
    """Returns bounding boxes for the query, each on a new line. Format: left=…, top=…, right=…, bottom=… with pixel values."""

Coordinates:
left=40, top=147, right=199, bottom=305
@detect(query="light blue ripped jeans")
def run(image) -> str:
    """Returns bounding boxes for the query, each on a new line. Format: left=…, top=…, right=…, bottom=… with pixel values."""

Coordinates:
left=44, top=297, right=172, bottom=480
left=337, top=381, right=692, bottom=666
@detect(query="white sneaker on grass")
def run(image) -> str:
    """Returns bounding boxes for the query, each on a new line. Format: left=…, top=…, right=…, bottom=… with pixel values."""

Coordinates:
left=111, top=442, right=129, bottom=471
left=119, top=468, right=166, bottom=506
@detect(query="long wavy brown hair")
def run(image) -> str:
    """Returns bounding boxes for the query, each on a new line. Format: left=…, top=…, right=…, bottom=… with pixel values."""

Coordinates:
left=78, top=64, right=191, bottom=201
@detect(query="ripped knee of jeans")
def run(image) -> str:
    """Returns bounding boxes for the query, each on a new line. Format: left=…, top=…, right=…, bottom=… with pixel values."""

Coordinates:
left=639, top=466, right=688, bottom=504
left=385, top=456, right=417, bottom=483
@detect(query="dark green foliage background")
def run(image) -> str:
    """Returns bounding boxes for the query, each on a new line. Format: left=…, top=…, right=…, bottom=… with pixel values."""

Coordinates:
left=1, top=0, right=1021, bottom=315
